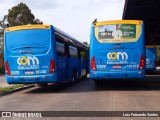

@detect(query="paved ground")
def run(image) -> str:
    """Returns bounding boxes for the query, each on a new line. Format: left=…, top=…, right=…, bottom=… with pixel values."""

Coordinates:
left=0, top=75, right=160, bottom=120
left=0, top=75, right=13, bottom=87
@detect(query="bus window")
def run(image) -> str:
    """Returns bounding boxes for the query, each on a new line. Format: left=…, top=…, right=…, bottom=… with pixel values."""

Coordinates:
left=69, top=46, right=78, bottom=57
left=80, top=51, right=88, bottom=59
left=56, top=42, right=65, bottom=56
left=95, top=24, right=141, bottom=43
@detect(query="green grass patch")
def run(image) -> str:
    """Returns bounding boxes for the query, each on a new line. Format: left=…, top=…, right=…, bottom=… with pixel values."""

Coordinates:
left=0, top=84, right=26, bottom=93
left=0, top=67, right=5, bottom=74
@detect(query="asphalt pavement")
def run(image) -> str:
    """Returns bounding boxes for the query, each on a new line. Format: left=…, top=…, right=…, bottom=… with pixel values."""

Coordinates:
left=1, top=75, right=160, bottom=120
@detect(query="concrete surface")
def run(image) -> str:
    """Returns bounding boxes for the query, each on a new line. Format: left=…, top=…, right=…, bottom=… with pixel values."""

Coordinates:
left=0, top=75, right=13, bottom=87
left=0, top=76, right=160, bottom=120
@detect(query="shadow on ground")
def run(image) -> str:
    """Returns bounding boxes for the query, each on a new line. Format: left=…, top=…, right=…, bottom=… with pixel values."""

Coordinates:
left=25, top=75, right=160, bottom=94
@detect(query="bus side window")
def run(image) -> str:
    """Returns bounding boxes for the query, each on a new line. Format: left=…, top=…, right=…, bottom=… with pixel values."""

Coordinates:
left=80, top=50, right=88, bottom=59
left=56, top=42, right=65, bottom=56
left=64, top=43, right=69, bottom=57
left=69, top=46, right=78, bottom=58
left=78, top=49, right=81, bottom=58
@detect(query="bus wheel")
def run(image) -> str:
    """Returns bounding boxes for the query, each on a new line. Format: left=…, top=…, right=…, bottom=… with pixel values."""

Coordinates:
left=35, top=83, right=48, bottom=87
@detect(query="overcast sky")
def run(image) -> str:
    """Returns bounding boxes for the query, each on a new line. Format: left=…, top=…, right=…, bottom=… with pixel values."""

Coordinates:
left=0, top=0, right=125, bottom=43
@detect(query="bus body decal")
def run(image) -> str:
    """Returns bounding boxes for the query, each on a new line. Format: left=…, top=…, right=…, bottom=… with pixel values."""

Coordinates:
left=107, top=52, right=128, bottom=60
left=17, top=57, right=39, bottom=66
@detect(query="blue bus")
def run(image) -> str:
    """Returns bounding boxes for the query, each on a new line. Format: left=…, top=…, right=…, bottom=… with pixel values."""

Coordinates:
left=146, top=45, right=156, bottom=71
left=90, top=20, right=145, bottom=84
left=4, top=25, right=89, bottom=85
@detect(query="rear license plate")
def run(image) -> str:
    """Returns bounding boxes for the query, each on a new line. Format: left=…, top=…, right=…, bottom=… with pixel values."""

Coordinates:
left=24, top=71, right=34, bottom=75
left=113, top=65, right=122, bottom=68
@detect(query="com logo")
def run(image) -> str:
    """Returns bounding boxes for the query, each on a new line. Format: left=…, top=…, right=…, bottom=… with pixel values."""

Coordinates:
left=17, top=57, right=39, bottom=66
left=107, top=52, right=128, bottom=60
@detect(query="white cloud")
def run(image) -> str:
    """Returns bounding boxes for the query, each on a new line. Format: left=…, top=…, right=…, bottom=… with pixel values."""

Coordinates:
left=0, top=0, right=125, bottom=43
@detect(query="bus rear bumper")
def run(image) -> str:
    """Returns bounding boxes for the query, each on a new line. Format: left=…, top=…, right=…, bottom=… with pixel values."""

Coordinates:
left=146, top=67, right=156, bottom=71
left=90, top=70, right=145, bottom=79
left=5, top=74, right=58, bottom=84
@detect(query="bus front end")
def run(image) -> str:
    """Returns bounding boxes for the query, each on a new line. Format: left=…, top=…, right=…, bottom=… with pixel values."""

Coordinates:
left=90, top=20, right=145, bottom=81
left=4, top=25, right=58, bottom=84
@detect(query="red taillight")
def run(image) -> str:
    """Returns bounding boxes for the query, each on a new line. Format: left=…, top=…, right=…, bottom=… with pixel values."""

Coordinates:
left=154, top=61, right=156, bottom=66
left=49, top=59, right=55, bottom=74
left=139, top=55, right=145, bottom=70
left=5, top=61, right=11, bottom=75
left=91, top=56, right=96, bottom=70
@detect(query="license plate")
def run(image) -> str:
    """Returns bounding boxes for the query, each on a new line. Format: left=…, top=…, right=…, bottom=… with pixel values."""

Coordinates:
left=113, top=65, right=122, bottom=68
left=24, top=71, right=34, bottom=75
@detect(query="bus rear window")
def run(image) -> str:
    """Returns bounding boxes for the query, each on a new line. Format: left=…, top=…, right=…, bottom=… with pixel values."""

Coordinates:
left=6, top=29, right=50, bottom=50
left=95, top=24, right=141, bottom=43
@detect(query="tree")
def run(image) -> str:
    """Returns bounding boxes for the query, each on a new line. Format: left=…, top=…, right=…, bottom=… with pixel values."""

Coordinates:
left=0, top=3, right=43, bottom=57
left=7, top=2, right=42, bottom=27
left=0, top=15, right=8, bottom=57
left=83, top=41, right=88, bottom=46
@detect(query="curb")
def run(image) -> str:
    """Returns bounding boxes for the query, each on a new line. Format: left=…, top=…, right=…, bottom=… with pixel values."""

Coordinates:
left=0, top=84, right=35, bottom=97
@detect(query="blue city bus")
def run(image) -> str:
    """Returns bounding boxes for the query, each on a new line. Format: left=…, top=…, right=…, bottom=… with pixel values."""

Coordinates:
left=4, top=25, right=89, bottom=85
left=90, top=20, right=145, bottom=84
left=146, top=45, right=156, bottom=71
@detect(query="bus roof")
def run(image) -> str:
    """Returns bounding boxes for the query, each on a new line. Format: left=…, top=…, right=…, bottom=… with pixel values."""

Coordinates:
left=5, top=24, right=88, bottom=50
left=54, top=26, right=88, bottom=50
left=94, top=20, right=143, bottom=27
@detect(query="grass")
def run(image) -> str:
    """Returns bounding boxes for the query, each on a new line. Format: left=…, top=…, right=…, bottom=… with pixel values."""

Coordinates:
left=0, top=67, right=5, bottom=74
left=0, top=84, right=26, bottom=93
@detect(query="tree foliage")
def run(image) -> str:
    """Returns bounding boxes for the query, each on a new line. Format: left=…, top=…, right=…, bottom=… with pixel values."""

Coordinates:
left=7, top=2, right=43, bottom=27
left=83, top=41, right=88, bottom=46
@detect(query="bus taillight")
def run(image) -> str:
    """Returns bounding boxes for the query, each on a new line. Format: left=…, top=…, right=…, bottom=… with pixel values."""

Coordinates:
left=139, top=55, right=145, bottom=70
left=91, top=56, right=96, bottom=70
left=49, top=59, right=55, bottom=74
left=5, top=61, right=11, bottom=75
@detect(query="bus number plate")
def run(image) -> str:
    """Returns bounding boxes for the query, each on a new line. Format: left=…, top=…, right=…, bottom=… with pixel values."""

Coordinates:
left=113, top=66, right=122, bottom=68
left=24, top=71, right=34, bottom=75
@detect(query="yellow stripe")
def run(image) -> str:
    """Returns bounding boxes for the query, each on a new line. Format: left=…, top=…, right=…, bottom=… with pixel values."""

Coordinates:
left=94, top=20, right=143, bottom=27
left=146, top=45, right=156, bottom=48
left=6, top=24, right=50, bottom=32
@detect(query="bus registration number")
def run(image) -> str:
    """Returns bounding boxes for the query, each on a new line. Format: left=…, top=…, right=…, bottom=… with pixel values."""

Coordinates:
left=24, top=70, right=34, bottom=75
left=113, top=65, right=122, bottom=68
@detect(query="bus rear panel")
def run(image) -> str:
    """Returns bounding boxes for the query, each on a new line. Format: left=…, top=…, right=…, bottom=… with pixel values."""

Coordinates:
left=90, top=20, right=145, bottom=80
left=4, top=25, right=58, bottom=84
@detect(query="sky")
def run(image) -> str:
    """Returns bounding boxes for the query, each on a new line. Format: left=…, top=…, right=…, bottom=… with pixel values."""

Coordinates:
left=0, top=0, right=125, bottom=43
